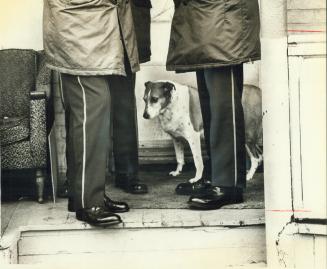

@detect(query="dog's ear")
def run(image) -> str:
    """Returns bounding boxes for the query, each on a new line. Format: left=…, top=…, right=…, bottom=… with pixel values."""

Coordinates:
left=162, top=82, right=175, bottom=107
left=163, top=82, right=176, bottom=94
left=145, top=81, right=152, bottom=88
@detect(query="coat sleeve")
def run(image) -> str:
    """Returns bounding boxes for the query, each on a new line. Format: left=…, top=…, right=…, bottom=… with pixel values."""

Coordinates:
left=132, top=0, right=152, bottom=8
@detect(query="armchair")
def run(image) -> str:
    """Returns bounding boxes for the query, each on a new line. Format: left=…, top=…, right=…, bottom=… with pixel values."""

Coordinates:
left=0, top=49, right=52, bottom=203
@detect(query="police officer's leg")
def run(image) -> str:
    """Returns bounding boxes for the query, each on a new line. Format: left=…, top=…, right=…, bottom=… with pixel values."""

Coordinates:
left=58, top=74, right=75, bottom=211
left=188, top=65, right=246, bottom=209
left=204, top=65, right=246, bottom=189
left=108, top=63, right=148, bottom=194
left=109, top=71, right=138, bottom=175
left=60, top=74, right=111, bottom=210
left=196, top=70, right=212, bottom=179
left=174, top=70, right=213, bottom=195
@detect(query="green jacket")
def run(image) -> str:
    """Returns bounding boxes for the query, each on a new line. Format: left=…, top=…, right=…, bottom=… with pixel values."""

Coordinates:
left=166, top=0, right=261, bottom=72
left=131, top=0, right=152, bottom=63
left=43, top=0, right=140, bottom=76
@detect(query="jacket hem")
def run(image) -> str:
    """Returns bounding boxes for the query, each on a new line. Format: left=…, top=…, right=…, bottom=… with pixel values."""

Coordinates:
left=139, top=55, right=151, bottom=64
left=166, top=56, right=261, bottom=72
left=46, top=63, right=138, bottom=76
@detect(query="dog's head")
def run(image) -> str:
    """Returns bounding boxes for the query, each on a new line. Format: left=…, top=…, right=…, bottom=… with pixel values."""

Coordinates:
left=143, top=81, right=176, bottom=119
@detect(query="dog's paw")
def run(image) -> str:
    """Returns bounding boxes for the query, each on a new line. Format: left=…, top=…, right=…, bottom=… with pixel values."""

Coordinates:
left=188, top=177, right=201, bottom=184
left=169, top=171, right=181, bottom=177
left=246, top=171, right=254, bottom=181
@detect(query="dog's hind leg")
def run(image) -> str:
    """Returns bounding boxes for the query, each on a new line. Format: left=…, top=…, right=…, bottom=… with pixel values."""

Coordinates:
left=245, top=144, right=263, bottom=181
left=169, top=137, right=185, bottom=176
left=186, top=130, right=204, bottom=183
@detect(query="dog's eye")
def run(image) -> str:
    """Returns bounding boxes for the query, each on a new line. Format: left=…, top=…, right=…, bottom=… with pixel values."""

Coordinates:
left=150, top=97, right=159, bottom=103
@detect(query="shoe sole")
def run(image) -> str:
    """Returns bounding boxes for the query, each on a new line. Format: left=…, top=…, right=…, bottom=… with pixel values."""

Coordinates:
left=76, top=211, right=123, bottom=227
left=76, top=216, right=122, bottom=227
left=106, top=208, right=130, bottom=213
left=187, top=199, right=244, bottom=210
left=175, top=188, right=211, bottom=196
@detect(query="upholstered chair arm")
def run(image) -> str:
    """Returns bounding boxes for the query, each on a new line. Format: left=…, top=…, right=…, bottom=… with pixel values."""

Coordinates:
left=30, top=91, right=47, bottom=168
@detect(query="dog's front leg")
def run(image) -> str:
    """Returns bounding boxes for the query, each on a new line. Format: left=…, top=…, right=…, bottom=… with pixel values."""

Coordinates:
left=170, top=137, right=185, bottom=176
left=186, top=130, right=204, bottom=183
left=169, top=137, right=185, bottom=176
left=245, top=144, right=263, bottom=181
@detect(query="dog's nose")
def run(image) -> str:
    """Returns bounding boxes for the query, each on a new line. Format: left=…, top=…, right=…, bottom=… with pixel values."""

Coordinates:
left=143, top=111, right=150, bottom=119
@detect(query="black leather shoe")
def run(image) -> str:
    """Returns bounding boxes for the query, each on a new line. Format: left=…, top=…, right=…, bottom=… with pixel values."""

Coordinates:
left=104, top=194, right=129, bottom=213
left=115, top=174, right=148, bottom=194
left=175, top=180, right=213, bottom=195
left=76, top=206, right=122, bottom=227
left=188, top=187, right=244, bottom=210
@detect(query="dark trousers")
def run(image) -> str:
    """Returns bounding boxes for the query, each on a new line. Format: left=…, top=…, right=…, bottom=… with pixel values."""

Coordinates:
left=196, top=65, right=246, bottom=188
left=60, top=66, right=139, bottom=210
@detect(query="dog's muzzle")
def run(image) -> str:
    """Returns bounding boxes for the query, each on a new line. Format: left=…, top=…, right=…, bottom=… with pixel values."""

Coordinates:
left=143, top=111, right=150, bottom=119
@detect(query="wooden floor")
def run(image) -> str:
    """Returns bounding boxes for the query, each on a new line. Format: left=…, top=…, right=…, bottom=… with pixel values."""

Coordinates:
left=1, top=168, right=266, bottom=267
left=1, top=199, right=266, bottom=266
left=2, top=168, right=264, bottom=235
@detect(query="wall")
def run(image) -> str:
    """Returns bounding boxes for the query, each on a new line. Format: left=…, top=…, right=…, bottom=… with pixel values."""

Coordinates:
left=261, top=0, right=326, bottom=267
left=0, top=0, right=43, bottom=50
left=287, top=0, right=326, bottom=32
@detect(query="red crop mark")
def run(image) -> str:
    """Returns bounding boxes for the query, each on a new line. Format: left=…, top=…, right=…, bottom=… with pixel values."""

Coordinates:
left=288, top=29, right=326, bottom=33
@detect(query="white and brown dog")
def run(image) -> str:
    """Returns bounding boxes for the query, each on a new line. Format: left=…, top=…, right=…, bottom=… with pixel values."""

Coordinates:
left=143, top=80, right=204, bottom=183
left=242, top=84, right=263, bottom=180
left=142, top=80, right=263, bottom=182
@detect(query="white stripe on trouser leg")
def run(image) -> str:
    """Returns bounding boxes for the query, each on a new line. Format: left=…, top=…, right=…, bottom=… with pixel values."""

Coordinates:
left=59, top=73, right=66, bottom=109
left=231, top=67, right=238, bottom=186
left=77, top=76, right=87, bottom=208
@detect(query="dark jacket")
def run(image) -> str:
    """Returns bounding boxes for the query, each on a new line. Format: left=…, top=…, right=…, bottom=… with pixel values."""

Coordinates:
left=43, top=0, right=139, bottom=76
left=166, top=0, right=261, bottom=72
left=131, top=0, right=152, bottom=63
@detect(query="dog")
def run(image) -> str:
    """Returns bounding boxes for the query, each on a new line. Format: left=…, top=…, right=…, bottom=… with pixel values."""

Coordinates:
left=242, top=84, right=263, bottom=180
left=143, top=80, right=204, bottom=183
left=142, top=80, right=263, bottom=182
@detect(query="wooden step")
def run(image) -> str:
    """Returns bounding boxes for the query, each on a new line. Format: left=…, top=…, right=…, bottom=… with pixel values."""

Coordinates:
left=139, top=139, right=208, bottom=164
left=18, top=226, right=266, bottom=267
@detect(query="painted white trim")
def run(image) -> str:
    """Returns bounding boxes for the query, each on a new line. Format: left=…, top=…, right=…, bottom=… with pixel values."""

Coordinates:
left=231, top=67, right=237, bottom=186
left=77, top=76, right=87, bottom=208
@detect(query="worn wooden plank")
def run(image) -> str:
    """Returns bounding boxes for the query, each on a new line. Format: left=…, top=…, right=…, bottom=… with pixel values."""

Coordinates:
left=293, top=234, right=315, bottom=268
left=314, top=235, right=327, bottom=269
left=18, top=226, right=266, bottom=266
left=1, top=202, right=19, bottom=235
left=297, top=56, right=326, bottom=220
left=288, top=42, right=326, bottom=56
left=288, top=56, right=304, bottom=212
left=288, top=34, right=326, bottom=43
left=19, top=248, right=266, bottom=267
left=2, top=198, right=265, bottom=238
left=287, top=9, right=326, bottom=24
left=288, top=24, right=326, bottom=33
left=297, top=224, right=327, bottom=236
left=287, top=0, right=326, bottom=10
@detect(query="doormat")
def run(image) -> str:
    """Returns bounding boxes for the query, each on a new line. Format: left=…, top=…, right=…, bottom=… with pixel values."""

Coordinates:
left=106, top=165, right=264, bottom=209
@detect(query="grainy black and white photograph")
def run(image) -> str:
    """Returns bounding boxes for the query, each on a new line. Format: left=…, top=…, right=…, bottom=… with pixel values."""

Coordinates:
left=0, top=0, right=326, bottom=268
